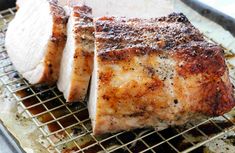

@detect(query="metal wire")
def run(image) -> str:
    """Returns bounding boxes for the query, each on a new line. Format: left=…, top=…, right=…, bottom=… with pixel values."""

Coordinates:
left=0, top=8, right=235, bottom=153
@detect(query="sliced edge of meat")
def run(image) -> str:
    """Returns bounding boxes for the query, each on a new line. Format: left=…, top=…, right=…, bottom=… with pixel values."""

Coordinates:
left=6, top=0, right=67, bottom=84
left=57, top=5, right=94, bottom=102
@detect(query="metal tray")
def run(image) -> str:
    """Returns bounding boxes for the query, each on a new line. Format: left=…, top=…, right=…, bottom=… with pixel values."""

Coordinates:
left=181, top=0, right=235, bottom=37
left=0, top=121, right=24, bottom=153
left=0, top=2, right=235, bottom=153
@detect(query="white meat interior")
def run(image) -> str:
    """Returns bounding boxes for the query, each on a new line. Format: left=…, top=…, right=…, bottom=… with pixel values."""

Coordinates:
left=88, top=48, right=98, bottom=128
left=5, top=0, right=53, bottom=83
left=57, top=16, right=75, bottom=100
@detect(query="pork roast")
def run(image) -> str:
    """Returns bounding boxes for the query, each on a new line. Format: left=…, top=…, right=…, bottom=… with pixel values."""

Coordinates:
left=88, top=13, right=235, bottom=135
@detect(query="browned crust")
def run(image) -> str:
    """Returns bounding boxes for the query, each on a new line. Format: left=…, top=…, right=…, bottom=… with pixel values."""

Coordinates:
left=73, top=5, right=92, bottom=19
left=194, top=72, right=235, bottom=115
left=95, top=13, right=204, bottom=60
left=172, top=41, right=226, bottom=77
left=38, top=1, right=67, bottom=84
left=72, top=6, right=94, bottom=44
left=172, top=42, right=234, bottom=116
left=95, top=13, right=235, bottom=119
left=73, top=5, right=94, bottom=35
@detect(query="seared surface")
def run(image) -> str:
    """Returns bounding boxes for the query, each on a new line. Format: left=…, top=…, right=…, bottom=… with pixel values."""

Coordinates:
left=89, top=13, right=235, bottom=135
left=42, top=0, right=67, bottom=84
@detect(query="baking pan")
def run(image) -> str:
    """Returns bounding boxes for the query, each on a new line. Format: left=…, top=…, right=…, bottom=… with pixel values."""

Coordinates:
left=0, top=121, right=25, bottom=153
left=181, top=0, right=235, bottom=37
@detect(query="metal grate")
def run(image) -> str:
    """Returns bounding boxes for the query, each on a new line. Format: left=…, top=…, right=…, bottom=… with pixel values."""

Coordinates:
left=0, top=8, right=235, bottom=153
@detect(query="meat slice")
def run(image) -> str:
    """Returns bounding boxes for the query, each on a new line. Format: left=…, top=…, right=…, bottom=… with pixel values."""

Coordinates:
left=89, top=13, right=235, bottom=135
left=5, top=0, right=67, bottom=84
left=57, top=5, right=94, bottom=102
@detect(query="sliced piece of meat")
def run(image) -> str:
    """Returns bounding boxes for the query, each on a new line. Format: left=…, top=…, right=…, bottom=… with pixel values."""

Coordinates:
left=89, top=13, right=235, bottom=135
left=57, top=5, right=94, bottom=102
left=6, top=0, right=67, bottom=84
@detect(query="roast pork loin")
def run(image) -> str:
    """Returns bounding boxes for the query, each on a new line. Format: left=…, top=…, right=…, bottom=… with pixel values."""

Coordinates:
left=6, top=0, right=67, bottom=84
left=88, top=13, right=235, bottom=135
left=57, top=5, right=94, bottom=102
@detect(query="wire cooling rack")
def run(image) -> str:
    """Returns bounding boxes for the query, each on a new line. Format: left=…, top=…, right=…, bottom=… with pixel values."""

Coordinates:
left=0, top=7, right=235, bottom=153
